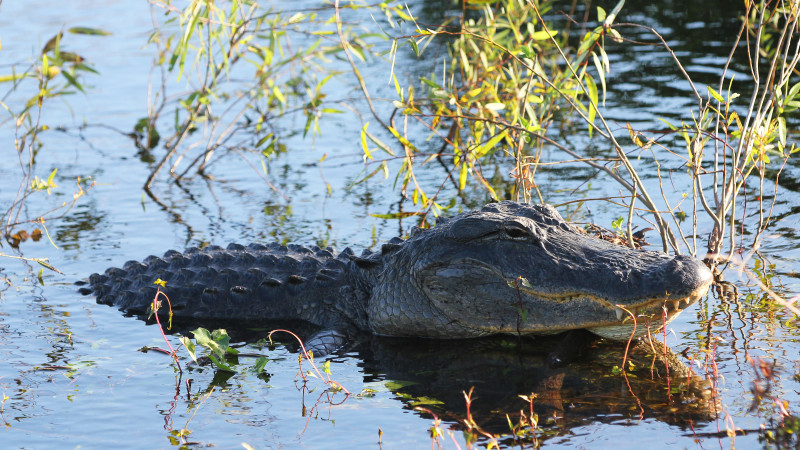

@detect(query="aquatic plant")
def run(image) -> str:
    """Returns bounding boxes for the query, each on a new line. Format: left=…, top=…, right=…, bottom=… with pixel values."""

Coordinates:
left=0, top=28, right=102, bottom=266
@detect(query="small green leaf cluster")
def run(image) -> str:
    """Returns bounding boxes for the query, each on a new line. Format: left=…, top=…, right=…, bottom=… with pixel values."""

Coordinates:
left=179, top=327, right=268, bottom=374
left=0, top=27, right=107, bottom=117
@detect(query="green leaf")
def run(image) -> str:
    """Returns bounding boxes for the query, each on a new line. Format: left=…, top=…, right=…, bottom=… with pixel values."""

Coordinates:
left=600, top=46, right=611, bottom=76
left=288, top=12, right=306, bottom=24
left=591, top=52, right=606, bottom=106
left=392, top=72, right=403, bottom=100
left=597, top=7, right=607, bottom=22
left=386, top=126, right=418, bottom=152
left=303, top=38, right=322, bottom=56
left=509, top=277, right=533, bottom=289
left=784, top=100, right=800, bottom=112
left=778, top=117, right=787, bottom=148
left=577, top=26, right=603, bottom=57
left=74, top=63, right=99, bottom=75
left=303, top=113, right=314, bottom=138
left=603, top=0, right=626, bottom=26
left=68, top=27, right=111, bottom=36
left=253, top=356, right=268, bottom=374
left=256, top=132, right=274, bottom=151
left=61, top=70, right=85, bottom=93
left=787, top=81, right=800, bottom=102
left=172, top=2, right=205, bottom=79
left=485, top=102, right=505, bottom=112
left=179, top=336, right=198, bottom=363
left=459, top=47, right=471, bottom=76
left=361, top=123, right=372, bottom=160
left=585, top=74, right=598, bottom=134
left=0, top=73, right=28, bottom=83
left=192, top=327, right=228, bottom=359
left=658, top=117, right=678, bottom=131
left=385, top=380, right=417, bottom=390
left=208, top=354, right=235, bottom=372
left=707, top=86, right=725, bottom=103
left=607, top=28, right=624, bottom=43
left=46, top=168, right=57, bottom=185
left=531, top=30, right=557, bottom=41
left=363, top=128, right=395, bottom=156
left=211, top=329, right=236, bottom=354
left=35, top=258, right=61, bottom=273
left=272, top=85, right=286, bottom=105
left=458, top=160, right=468, bottom=191
left=474, top=130, right=508, bottom=158
left=369, top=211, right=421, bottom=219
left=409, top=39, right=420, bottom=57
left=409, top=396, right=444, bottom=406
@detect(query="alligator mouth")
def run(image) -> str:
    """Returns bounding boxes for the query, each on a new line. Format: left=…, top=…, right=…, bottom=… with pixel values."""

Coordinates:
left=515, top=282, right=709, bottom=320
left=424, top=256, right=713, bottom=341
left=516, top=279, right=711, bottom=340
left=588, top=283, right=710, bottom=340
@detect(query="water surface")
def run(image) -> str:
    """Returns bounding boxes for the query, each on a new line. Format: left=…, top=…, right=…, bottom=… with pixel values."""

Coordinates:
left=1, top=0, right=798, bottom=448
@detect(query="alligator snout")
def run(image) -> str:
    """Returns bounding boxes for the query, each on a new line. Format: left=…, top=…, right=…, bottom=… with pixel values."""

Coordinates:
left=669, top=254, right=714, bottom=292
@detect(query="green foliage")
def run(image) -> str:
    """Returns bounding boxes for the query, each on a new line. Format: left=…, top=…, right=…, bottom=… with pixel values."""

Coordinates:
left=0, top=28, right=106, bottom=136
left=179, top=327, right=267, bottom=374
left=0, top=28, right=101, bottom=254
left=142, top=1, right=395, bottom=189
left=362, top=0, right=799, bottom=261
left=30, top=169, right=58, bottom=194
left=354, top=0, right=620, bottom=219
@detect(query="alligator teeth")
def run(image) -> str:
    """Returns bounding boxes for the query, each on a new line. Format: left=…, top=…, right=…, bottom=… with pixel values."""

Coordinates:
left=615, top=307, right=624, bottom=321
left=671, top=300, right=681, bottom=311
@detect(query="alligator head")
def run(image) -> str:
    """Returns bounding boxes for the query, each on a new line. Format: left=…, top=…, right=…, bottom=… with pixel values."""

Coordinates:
left=367, top=201, right=713, bottom=340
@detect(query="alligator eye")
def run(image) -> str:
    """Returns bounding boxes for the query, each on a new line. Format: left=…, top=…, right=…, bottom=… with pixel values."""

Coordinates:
left=505, top=226, right=529, bottom=239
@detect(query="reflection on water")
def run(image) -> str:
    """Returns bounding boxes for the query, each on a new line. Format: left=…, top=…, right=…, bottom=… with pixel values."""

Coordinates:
left=356, top=335, right=719, bottom=443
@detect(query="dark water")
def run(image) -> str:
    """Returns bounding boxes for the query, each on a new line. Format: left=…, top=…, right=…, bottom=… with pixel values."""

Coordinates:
left=1, top=0, right=798, bottom=448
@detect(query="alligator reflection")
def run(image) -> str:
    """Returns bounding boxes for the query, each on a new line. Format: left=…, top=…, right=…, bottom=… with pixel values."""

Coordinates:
left=172, top=320, right=718, bottom=443
left=352, top=335, right=718, bottom=440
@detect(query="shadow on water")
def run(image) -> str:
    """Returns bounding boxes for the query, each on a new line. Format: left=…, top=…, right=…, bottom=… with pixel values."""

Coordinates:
left=165, top=316, right=719, bottom=444
left=355, top=335, right=719, bottom=442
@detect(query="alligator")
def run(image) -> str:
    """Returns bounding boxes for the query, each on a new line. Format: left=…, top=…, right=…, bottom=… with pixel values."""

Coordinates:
left=82, top=201, right=713, bottom=343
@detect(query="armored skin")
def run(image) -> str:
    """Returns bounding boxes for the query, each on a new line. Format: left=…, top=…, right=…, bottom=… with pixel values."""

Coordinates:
left=85, top=202, right=713, bottom=341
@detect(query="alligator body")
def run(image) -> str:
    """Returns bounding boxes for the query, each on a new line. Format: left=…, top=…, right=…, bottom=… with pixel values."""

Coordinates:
left=85, top=202, right=713, bottom=341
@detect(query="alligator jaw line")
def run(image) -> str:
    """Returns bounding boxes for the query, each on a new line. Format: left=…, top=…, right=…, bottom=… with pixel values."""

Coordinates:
left=516, top=282, right=709, bottom=324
